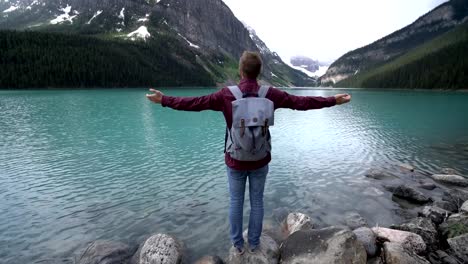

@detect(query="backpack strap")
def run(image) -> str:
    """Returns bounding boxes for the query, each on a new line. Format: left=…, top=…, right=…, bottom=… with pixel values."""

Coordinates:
left=228, top=86, right=243, bottom=100
left=258, top=85, right=270, bottom=98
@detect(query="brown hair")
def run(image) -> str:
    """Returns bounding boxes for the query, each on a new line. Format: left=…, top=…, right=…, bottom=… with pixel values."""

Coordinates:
left=239, top=51, right=262, bottom=79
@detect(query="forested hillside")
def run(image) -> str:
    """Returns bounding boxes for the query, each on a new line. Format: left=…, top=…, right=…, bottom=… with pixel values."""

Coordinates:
left=335, top=22, right=468, bottom=89
left=0, top=30, right=213, bottom=88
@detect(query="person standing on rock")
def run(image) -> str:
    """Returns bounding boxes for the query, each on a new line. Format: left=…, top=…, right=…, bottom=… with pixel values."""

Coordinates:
left=146, top=51, right=351, bottom=254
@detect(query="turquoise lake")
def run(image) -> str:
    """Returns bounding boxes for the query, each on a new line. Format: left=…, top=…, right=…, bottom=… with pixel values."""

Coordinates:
left=1, top=88, right=467, bottom=263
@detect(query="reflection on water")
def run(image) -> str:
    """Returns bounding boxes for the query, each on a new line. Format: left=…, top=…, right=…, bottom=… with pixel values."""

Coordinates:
left=0, top=89, right=467, bottom=263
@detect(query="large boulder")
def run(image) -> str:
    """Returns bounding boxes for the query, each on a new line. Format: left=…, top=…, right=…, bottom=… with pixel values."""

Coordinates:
left=371, top=227, right=426, bottom=254
left=447, top=234, right=468, bottom=263
left=194, top=256, right=224, bottom=264
left=431, top=175, right=468, bottom=187
left=461, top=200, right=468, bottom=214
left=391, top=217, right=438, bottom=250
left=279, top=227, right=367, bottom=264
left=384, top=184, right=431, bottom=204
left=138, top=234, right=182, bottom=264
left=365, top=169, right=398, bottom=180
left=439, top=213, right=468, bottom=239
left=353, top=227, right=377, bottom=257
left=79, top=240, right=135, bottom=264
left=420, top=206, right=451, bottom=225
left=285, top=212, right=314, bottom=235
left=441, top=190, right=468, bottom=212
left=434, top=200, right=459, bottom=213
left=344, top=212, right=368, bottom=230
left=226, top=232, right=279, bottom=264
left=382, top=242, right=430, bottom=264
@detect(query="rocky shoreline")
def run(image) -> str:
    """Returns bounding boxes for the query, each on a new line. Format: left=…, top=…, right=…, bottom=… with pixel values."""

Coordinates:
left=77, top=166, right=468, bottom=264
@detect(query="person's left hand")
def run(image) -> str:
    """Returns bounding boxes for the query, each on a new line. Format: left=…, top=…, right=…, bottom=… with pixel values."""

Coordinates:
left=146, top=89, right=164, bottom=104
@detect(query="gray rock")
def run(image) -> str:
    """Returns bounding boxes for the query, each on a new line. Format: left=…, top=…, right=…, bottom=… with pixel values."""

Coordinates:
left=434, top=200, right=459, bottom=213
left=79, top=240, right=135, bottom=264
left=194, top=256, right=224, bottom=264
left=285, top=212, right=314, bottom=235
left=399, top=163, right=415, bottom=172
left=442, top=190, right=468, bottom=212
left=280, top=226, right=367, bottom=264
left=384, top=184, right=431, bottom=204
left=447, top=234, right=468, bottom=263
left=427, top=250, right=461, bottom=264
left=420, top=206, right=451, bottom=225
left=461, top=200, right=468, bottom=214
left=440, top=168, right=462, bottom=175
left=353, top=227, right=377, bottom=257
left=439, top=213, right=468, bottom=239
left=362, top=187, right=385, bottom=197
left=382, top=242, right=430, bottom=264
left=391, top=217, right=438, bottom=250
left=371, top=227, right=426, bottom=254
left=365, top=169, right=398, bottom=180
left=431, top=175, right=468, bottom=187
left=418, top=181, right=437, bottom=190
left=139, top=234, right=182, bottom=264
left=366, top=257, right=384, bottom=264
left=226, top=232, right=279, bottom=264
left=344, top=212, right=369, bottom=230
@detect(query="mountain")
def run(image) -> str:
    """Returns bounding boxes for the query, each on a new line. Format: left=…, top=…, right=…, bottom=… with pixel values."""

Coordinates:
left=336, top=22, right=468, bottom=89
left=289, top=56, right=330, bottom=78
left=319, top=0, right=468, bottom=87
left=0, top=0, right=315, bottom=88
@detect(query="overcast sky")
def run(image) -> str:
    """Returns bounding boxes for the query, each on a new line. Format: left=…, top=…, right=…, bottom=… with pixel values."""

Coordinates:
left=222, top=0, right=449, bottom=63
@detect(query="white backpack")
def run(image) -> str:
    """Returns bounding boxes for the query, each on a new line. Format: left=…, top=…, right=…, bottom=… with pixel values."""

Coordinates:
left=225, top=85, right=274, bottom=161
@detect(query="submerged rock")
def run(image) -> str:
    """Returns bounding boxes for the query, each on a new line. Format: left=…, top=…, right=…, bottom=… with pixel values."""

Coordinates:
left=440, top=168, right=462, bottom=175
left=391, top=217, right=438, bottom=250
left=194, top=256, right=224, bottom=264
left=353, top=227, right=377, bottom=257
left=447, top=234, right=468, bottom=263
left=365, top=169, right=398, bottom=180
left=383, top=242, right=430, bottom=264
left=280, top=227, right=367, bottom=264
left=418, top=181, right=437, bottom=190
left=434, top=200, right=459, bottom=213
left=138, top=234, right=182, bottom=264
left=441, top=190, right=468, bottom=212
left=78, top=240, right=135, bottom=264
left=285, top=212, right=314, bottom=235
left=384, top=184, right=431, bottom=204
left=344, top=212, right=368, bottom=230
left=431, top=175, right=468, bottom=187
left=226, top=232, right=279, bottom=264
left=420, top=206, right=451, bottom=225
left=371, top=227, right=426, bottom=254
left=272, top=207, right=289, bottom=224
left=398, top=164, right=415, bottom=172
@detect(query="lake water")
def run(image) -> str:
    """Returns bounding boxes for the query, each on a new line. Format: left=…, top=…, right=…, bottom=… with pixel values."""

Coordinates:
left=1, top=88, right=467, bottom=263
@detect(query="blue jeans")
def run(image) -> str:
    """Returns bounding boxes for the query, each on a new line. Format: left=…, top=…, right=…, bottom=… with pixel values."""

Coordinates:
left=227, top=165, right=268, bottom=248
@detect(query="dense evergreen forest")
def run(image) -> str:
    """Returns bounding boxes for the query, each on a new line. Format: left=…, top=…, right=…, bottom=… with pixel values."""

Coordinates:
left=335, top=23, right=468, bottom=89
left=0, top=30, right=214, bottom=89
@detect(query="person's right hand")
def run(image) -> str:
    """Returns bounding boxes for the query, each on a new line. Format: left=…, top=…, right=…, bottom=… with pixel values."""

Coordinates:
left=146, top=89, right=164, bottom=104
left=335, top=94, right=351, bottom=105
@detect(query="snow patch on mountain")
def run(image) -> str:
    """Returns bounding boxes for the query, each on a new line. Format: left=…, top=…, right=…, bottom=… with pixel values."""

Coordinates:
left=118, top=7, right=125, bottom=19
left=87, top=10, right=103, bottom=24
left=50, top=5, right=77, bottom=24
left=177, top=33, right=200, bottom=49
left=26, top=0, right=39, bottom=10
left=3, top=5, right=18, bottom=13
left=127, top=26, right=151, bottom=41
left=286, top=62, right=329, bottom=78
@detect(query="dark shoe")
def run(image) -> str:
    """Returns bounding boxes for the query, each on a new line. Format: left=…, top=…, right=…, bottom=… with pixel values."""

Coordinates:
left=248, top=244, right=258, bottom=253
left=234, top=245, right=245, bottom=255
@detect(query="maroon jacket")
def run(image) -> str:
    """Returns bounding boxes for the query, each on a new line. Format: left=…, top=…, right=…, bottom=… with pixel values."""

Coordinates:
left=161, top=78, right=336, bottom=170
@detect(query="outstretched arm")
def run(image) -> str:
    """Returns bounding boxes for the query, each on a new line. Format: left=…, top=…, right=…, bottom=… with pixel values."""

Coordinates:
left=146, top=88, right=224, bottom=112
left=268, top=88, right=351, bottom=110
